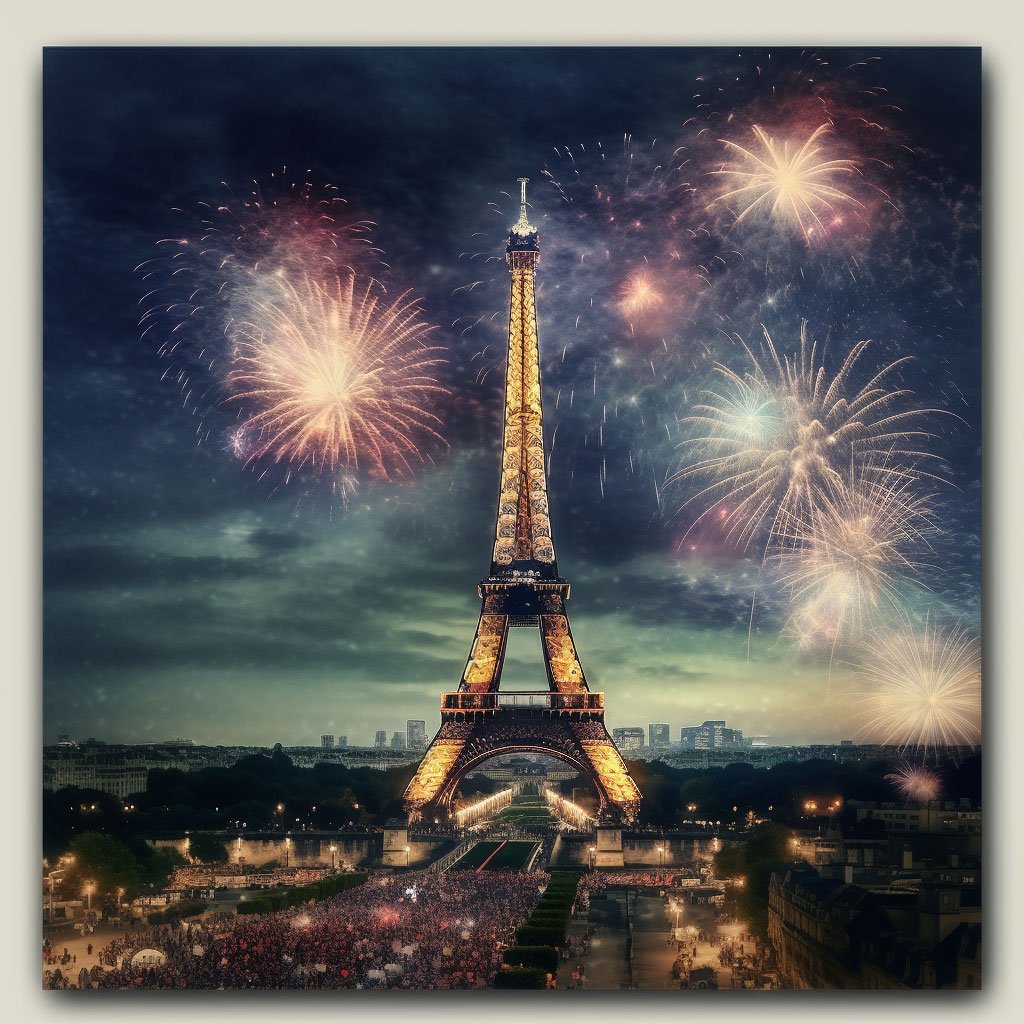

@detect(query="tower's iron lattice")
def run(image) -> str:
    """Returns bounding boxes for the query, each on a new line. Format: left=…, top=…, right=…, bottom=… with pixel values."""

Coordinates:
left=403, top=180, right=642, bottom=823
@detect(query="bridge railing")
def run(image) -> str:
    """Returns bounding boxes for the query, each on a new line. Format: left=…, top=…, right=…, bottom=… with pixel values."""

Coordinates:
left=430, top=839, right=475, bottom=873
left=441, top=691, right=604, bottom=712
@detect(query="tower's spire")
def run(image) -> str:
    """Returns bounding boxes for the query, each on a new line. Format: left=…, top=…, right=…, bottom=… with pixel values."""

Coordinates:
left=512, top=176, right=536, bottom=236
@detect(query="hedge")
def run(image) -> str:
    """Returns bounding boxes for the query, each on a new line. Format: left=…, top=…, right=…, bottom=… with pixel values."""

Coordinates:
left=493, top=966, right=548, bottom=989
left=236, top=872, right=367, bottom=916
left=530, top=915, right=569, bottom=928
left=502, top=945, right=559, bottom=972
left=536, top=896, right=573, bottom=911
left=515, top=924, right=566, bottom=947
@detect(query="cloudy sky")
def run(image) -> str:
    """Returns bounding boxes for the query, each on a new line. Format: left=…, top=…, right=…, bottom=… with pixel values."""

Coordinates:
left=43, top=47, right=980, bottom=747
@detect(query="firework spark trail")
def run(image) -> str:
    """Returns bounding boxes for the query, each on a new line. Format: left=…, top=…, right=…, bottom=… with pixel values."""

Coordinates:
left=710, top=124, right=864, bottom=242
left=226, top=272, right=448, bottom=484
left=671, top=321, right=949, bottom=553
left=884, top=762, right=942, bottom=803
left=848, top=617, right=981, bottom=755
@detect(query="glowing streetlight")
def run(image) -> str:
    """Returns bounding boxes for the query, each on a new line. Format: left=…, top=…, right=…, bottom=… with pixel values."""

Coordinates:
left=657, top=844, right=665, bottom=867
left=329, top=843, right=338, bottom=870
left=405, top=845, right=411, bottom=868
left=284, top=836, right=291, bottom=868
left=83, top=880, right=95, bottom=911
left=589, top=845, right=596, bottom=869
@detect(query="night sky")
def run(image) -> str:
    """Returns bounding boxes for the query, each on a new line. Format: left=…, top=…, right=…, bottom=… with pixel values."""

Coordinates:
left=43, top=47, right=981, bottom=747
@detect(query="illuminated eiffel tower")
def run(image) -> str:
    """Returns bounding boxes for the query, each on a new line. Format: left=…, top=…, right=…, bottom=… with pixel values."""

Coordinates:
left=404, top=180, right=641, bottom=824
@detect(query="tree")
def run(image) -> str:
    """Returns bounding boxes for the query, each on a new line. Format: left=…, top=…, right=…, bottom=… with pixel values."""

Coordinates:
left=187, top=832, right=229, bottom=864
left=68, top=832, right=141, bottom=900
left=714, top=823, right=791, bottom=936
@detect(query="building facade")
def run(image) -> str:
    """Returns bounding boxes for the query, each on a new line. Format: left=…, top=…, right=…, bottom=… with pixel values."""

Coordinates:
left=768, top=865, right=982, bottom=989
left=320, top=734, right=334, bottom=749
left=406, top=720, right=427, bottom=751
left=374, top=731, right=387, bottom=749
left=44, top=749, right=148, bottom=798
left=611, top=727, right=645, bottom=751
left=648, top=724, right=670, bottom=748
left=679, top=720, right=745, bottom=749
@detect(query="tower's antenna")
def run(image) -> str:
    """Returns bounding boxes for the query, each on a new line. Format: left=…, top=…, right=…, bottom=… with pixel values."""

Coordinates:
left=512, top=176, right=535, bottom=235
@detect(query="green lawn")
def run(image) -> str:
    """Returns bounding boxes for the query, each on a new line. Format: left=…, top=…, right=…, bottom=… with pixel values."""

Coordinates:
left=450, top=840, right=538, bottom=871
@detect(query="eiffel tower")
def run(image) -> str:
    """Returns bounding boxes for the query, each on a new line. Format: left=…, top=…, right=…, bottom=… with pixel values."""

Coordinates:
left=404, top=180, right=641, bottom=824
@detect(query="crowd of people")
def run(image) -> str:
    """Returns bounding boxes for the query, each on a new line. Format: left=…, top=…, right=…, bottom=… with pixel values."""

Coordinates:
left=578, top=870, right=674, bottom=897
left=669, top=922, right=773, bottom=990
left=44, top=869, right=546, bottom=990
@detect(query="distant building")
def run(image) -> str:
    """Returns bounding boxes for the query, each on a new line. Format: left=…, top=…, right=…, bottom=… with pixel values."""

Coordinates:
left=648, top=724, right=670, bottom=748
left=374, top=731, right=387, bottom=749
left=854, top=804, right=982, bottom=834
left=44, top=748, right=147, bottom=798
left=320, top=734, right=334, bottom=749
left=840, top=739, right=854, bottom=747
left=679, top=720, right=745, bottom=750
left=336, top=736, right=348, bottom=748
left=407, top=720, right=427, bottom=751
left=390, top=731, right=406, bottom=750
left=612, top=727, right=645, bottom=751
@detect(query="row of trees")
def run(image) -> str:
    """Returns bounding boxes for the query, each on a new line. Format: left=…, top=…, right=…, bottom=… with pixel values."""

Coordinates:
left=44, top=749, right=982, bottom=864
left=627, top=753, right=982, bottom=828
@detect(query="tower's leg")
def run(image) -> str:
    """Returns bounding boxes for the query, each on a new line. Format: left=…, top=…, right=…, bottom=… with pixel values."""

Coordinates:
left=459, top=612, right=509, bottom=692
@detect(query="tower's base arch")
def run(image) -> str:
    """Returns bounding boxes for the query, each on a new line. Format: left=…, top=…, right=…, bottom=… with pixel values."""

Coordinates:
left=404, top=710, right=640, bottom=824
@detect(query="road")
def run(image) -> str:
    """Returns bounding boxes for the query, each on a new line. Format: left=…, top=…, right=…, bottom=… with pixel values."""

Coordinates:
left=561, top=887, right=739, bottom=990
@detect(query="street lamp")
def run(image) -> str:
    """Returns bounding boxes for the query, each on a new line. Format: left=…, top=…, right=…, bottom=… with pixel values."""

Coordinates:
left=84, top=880, right=95, bottom=911
left=404, top=845, right=411, bottom=868
left=589, top=845, right=596, bottom=870
left=329, top=844, right=338, bottom=871
left=284, top=837, right=291, bottom=868
left=657, top=844, right=665, bottom=868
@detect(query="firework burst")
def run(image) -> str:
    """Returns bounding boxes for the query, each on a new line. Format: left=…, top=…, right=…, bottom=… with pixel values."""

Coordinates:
left=885, top=762, right=943, bottom=803
left=710, top=123, right=864, bottom=242
left=225, top=272, right=447, bottom=484
left=775, top=472, right=936, bottom=652
left=618, top=270, right=665, bottom=319
left=135, top=170, right=379, bottom=429
left=672, top=322, right=947, bottom=552
left=848, top=618, right=981, bottom=755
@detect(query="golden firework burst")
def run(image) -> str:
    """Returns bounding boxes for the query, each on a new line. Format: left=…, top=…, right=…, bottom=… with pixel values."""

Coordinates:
left=226, top=272, right=447, bottom=481
left=710, top=123, right=863, bottom=241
